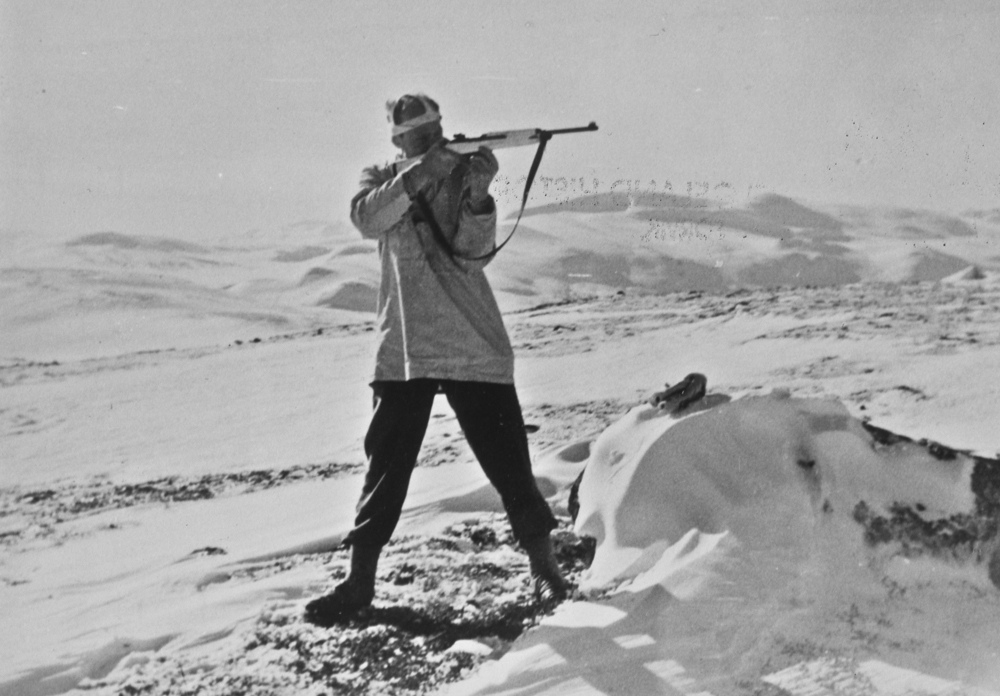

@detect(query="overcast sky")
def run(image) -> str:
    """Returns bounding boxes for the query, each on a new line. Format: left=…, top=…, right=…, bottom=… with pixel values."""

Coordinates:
left=2, top=0, right=998, bottom=239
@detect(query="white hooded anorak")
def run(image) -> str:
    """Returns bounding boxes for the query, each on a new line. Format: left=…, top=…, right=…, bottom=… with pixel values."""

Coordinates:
left=350, top=154, right=515, bottom=384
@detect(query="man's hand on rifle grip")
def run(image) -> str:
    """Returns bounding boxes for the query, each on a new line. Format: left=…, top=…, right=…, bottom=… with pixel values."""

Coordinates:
left=403, top=144, right=463, bottom=197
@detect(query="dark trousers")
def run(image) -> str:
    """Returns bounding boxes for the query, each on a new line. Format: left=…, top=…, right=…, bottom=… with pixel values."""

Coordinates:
left=344, top=379, right=557, bottom=549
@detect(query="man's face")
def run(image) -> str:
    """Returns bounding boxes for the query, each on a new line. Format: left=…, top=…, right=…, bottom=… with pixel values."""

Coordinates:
left=392, top=122, right=443, bottom=159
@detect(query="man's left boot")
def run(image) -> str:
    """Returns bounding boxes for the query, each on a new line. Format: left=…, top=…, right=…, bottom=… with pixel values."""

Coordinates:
left=522, top=534, right=569, bottom=604
left=304, top=544, right=380, bottom=625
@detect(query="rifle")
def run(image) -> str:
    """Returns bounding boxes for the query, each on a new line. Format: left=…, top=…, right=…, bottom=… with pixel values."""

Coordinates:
left=397, top=121, right=599, bottom=169
left=403, top=122, right=599, bottom=263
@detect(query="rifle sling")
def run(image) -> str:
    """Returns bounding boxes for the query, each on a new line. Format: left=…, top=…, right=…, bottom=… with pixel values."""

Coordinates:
left=413, top=192, right=459, bottom=265
left=414, top=132, right=551, bottom=264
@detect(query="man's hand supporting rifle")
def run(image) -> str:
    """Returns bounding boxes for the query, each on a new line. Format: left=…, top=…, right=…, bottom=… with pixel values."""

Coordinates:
left=402, top=143, right=500, bottom=216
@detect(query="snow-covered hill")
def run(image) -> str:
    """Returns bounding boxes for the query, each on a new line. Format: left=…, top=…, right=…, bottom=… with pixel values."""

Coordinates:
left=4, top=193, right=997, bottom=362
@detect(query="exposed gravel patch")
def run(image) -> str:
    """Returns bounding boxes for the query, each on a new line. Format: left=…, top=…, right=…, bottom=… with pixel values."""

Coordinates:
left=73, top=514, right=595, bottom=696
left=0, top=462, right=361, bottom=550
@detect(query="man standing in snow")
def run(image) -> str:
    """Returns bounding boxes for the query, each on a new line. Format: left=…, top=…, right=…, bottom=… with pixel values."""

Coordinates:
left=305, top=93, right=567, bottom=623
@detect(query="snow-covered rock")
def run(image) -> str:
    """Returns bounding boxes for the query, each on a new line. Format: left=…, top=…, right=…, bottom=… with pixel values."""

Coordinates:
left=575, top=392, right=995, bottom=592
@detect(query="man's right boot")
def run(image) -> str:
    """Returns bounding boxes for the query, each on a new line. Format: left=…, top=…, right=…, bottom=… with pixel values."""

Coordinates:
left=304, top=544, right=380, bottom=625
left=522, top=534, right=569, bottom=604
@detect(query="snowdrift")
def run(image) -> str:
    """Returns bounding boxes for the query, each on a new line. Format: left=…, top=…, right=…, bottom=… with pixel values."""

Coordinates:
left=575, top=392, right=996, bottom=590
left=453, top=390, right=1000, bottom=694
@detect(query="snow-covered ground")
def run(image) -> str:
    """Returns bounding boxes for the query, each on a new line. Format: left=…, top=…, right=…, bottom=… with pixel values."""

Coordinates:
left=3, top=193, right=1000, bottom=695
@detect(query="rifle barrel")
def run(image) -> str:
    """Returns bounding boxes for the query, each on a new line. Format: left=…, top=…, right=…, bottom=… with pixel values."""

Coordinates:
left=540, top=122, right=599, bottom=136
left=451, top=122, right=598, bottom=144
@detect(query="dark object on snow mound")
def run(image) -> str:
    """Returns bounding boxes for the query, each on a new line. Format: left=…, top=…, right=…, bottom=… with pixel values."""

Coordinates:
left=648, top=373, right=707, bottom=413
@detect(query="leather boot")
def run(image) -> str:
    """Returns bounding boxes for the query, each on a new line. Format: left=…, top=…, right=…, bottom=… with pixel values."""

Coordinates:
left=305, top=544, right=380, bottom=625
left=522, top=534, right=569, bottom=604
